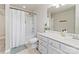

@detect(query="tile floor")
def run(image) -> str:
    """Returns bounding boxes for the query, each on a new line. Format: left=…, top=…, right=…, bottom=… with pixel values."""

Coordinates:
left=11, top=44, right=40, bottom=54
left=11, top=45, right=27, bottom=54
left=17, top=48, right=40, bottom=54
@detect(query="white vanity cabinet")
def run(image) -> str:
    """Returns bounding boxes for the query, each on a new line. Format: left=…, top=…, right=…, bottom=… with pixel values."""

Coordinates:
left=39, top=45, right=47, bottom=54
left=39, top=39, right=48, bottom=48
left=48, top=39, right=65, bottom=54
left=48, top=45, right=64, bottom=54
left=38, top=35, right=48, bottom=54
left=38, top=34, right=64, bottom=54
left=37, top=33, right=79, bottom=54
left=60, top=44, right=79, bottom=54
left=48, top=39, right=60, bottom=49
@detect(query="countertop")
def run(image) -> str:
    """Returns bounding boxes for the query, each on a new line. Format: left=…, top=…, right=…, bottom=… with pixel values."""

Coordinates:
left=38, top=31, right=79, bottom=49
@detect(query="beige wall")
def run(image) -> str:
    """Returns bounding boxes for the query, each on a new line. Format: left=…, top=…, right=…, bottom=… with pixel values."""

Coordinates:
left=0, top=5, right=5, bottom=37
left=0, top=5, right=5, bottom=52
left=51, top=7, right=75, bottom=33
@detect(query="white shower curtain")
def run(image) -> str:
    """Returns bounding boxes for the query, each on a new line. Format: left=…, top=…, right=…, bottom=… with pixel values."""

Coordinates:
left=20, top=11, right=26, bottom=46
left=25, top=14, right=33, bottom=39
left=10, top=9, right=17, bottom=48
left=10, top=9, right=26, bottom=48
left=10, top=9, right=36, bottom=48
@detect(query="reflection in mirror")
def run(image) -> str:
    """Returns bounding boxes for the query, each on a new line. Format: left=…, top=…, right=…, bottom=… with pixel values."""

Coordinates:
left=47, top=4, right=75, bottom=33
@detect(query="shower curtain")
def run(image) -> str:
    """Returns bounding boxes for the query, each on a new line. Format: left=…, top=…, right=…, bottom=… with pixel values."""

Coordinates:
left=10, top=9, right=26, bottom=48
left=10, top=9, right=36, bottom=48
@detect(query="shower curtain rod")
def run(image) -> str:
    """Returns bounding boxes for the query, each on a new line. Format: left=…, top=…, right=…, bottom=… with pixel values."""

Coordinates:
left=10, top=7, right=37, bottom=15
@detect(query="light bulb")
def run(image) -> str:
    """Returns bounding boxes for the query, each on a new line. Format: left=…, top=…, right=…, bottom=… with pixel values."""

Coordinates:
left=61, top=4, right=65, bottom=6
left=56, top=4, right=60, bottom=8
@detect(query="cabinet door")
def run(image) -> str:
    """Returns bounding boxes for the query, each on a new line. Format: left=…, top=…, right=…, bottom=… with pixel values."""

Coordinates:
left=61, top=43, right=79, bottom=54
left=49, top=39, right=60, bottom=49
left=48, top=45, right=64, bottom=54
left=39, top=39, right=48, bottom=48
left=38, top=45, right=47, bottom=54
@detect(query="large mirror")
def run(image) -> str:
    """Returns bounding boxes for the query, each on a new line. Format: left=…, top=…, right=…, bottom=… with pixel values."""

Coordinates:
left=47, top=4, right=78, bottom=34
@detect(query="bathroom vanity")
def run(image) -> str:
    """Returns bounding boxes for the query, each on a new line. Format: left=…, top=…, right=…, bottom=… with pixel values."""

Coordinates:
left=37, top=31, right=79, bottom=54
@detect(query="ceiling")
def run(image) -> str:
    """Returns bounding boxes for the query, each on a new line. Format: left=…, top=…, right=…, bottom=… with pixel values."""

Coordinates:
left=10, top=4, right=75, bottom=15
left=48, top=4, right=75, bottom=14
left=10, top=4, right=50, bottom=12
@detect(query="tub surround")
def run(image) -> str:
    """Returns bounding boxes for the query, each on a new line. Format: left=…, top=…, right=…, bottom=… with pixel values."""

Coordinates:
left=37, top=31, right=79, bottom=54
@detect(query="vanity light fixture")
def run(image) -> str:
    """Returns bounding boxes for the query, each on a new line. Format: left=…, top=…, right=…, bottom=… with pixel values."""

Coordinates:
left=56, top=4, right=60, bottom=8
left=56, top=4, right=65, bottom=8
left=51, top=4, right=65, bottom=8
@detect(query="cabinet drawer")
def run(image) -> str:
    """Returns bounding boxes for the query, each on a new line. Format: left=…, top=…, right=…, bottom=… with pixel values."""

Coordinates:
left=39, top=40, right=48, bottom=48
left=61, top=44, right=79, bottom=54
left=37, top=35, right=42, bottom=39
left=38, top=35, right=48, bottom=42
left=38, top=45, right=47, bottom=54
left=49, top=39, right=60, bottom=49
left=41, top=36, right=48, bottom=42
left=48, top=45, right=64, bottom=54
